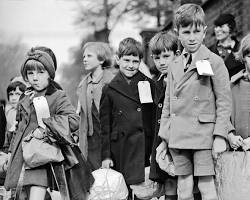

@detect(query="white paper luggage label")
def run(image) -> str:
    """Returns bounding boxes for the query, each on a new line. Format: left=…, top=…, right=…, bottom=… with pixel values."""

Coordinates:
left=138, top=81, right=153, bottom=103
left=33, top=96, right=50, bottom=129
left=196, top=60, right=214, bottom=76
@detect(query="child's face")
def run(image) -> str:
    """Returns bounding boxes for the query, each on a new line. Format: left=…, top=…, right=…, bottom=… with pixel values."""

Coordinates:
left=177, top=24, right=206, bottom=54
left=27, top=69, right=50, bottom=91
left=152, top=49, right=175, bottom=75
left=117, top=55, right=140, bottom=78
left=244, top=53, right=250, bottom=73
left=214, top=24, right=231, bottom=42
left=83, top=48, right=103, bottom=72
left=9, top=87, right=23, bottom=107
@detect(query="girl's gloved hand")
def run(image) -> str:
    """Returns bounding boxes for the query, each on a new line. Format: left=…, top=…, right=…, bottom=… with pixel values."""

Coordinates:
left=242, top=137, right=250, bottom=151
left=101, top=159, right=114, bottom=169
left=228, top=133, right=243, bottom=150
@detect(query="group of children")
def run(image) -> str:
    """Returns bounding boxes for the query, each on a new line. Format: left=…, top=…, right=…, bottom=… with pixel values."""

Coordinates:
left=1, top=2, right=250, bottom=200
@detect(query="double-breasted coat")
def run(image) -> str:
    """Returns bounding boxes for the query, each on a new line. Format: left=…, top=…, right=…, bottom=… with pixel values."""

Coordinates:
left=100, top=71, right=155, bottom=185
left=4, top=81, right=93, bottom=198
left=158, top=45, right=232, bottom=149
left=149, top=76, right=171, bottom=183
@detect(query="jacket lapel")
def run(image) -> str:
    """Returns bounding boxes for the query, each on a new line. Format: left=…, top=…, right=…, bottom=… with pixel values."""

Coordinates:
left=171, top=56, right=185, bottom=84
left=172, top=45, right=211, bottom=91
left=77, top=74, right=89, bottom=115
left=19, top=96, right=31, bottom=123
left=186, top=45, right=210, bottom=73
left=155, top=78, right=166, bottom=104
left=109, top=72, right=142, bottom=103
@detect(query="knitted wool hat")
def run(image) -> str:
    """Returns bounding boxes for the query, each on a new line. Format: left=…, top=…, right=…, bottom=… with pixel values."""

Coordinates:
left=21, top=48, right=55, bottom=80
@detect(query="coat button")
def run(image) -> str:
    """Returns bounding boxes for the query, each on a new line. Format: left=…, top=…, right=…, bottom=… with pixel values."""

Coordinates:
left=137, top=107, right=141, bottom=112
left=173, top=96, right=178, bottom=100
left=158, top=103, right=162, bottom=108
left=158, top=119, right=161, bottom=124
left=194, top=96, right=199, bottom=101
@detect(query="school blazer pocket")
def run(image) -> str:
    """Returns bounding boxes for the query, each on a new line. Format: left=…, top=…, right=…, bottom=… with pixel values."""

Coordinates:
left=198, top=113, right=216, bottom=123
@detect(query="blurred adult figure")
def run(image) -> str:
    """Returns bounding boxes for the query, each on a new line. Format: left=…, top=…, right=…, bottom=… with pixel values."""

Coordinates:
left=210, top=13, right=244, bottom=78
left=0, top=101, right=6, bottom=149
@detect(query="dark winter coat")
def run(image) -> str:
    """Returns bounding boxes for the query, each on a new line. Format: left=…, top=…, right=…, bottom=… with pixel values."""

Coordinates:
left=100, top=71, right=155, bottom=185
left=149, top=76, right=173, bottom=183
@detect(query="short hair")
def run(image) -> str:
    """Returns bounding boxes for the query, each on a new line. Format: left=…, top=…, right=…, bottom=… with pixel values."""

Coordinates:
left=149, top=31, right=178, bottom=55
left=117, top=37, right=143, bottom=59
left=235, top=33, right=250, bottom=62
left=6, top=81, right=26, bottom=100
left=214, top=13, right=236, bottom=34
left=82, top=42, right=113, bottom=69
left=174, top=3, right=206, bottom=30
left=33, top=46, right=57, bottom=71
left=22, top=60, right=46, bottom=81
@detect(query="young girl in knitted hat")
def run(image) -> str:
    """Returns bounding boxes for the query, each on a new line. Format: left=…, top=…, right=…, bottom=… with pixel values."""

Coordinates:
left=3, top=48, right=87, bottom=199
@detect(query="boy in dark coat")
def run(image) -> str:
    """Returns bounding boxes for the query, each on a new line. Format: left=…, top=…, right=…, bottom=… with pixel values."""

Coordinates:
left=100, top=37, right=155, bottom=199
left=148, top=31, right=179, bottom=200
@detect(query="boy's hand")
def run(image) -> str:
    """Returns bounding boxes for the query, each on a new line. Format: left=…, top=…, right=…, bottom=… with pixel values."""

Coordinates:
left=213, top=136, right=227, bottom=159
left=242, top=137, right=250, bottom=151
left=228, top=133, right=243, bottom=150
left=156, top=141, right=167, bottom=163
left=101, top=159, right=114, bottom=169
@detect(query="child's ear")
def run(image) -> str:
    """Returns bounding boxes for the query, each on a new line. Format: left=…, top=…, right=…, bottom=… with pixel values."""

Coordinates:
left=173, top=28, right=179, bottom=36
left=99, top=60, right=104, bottom=65
left=115, top=55, right=120, bottom=65
left=203, top=26, right=207, bottom=39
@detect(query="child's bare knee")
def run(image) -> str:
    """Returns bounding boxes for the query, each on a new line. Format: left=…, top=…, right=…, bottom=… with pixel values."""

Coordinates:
left=198, top=176, right=217, bottom=200
left=177, top=175, right=194, bottom=200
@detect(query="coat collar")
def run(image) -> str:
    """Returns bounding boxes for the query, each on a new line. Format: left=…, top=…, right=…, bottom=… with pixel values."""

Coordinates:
left=19, top=80, right=58, bottom=117
left=171, top=45, right=210, bottom=84
left=109, top=71, right=147, bottom=103
left=155, top=75, right=166, bottom=104
left=76, top=69, right=115, bottom=115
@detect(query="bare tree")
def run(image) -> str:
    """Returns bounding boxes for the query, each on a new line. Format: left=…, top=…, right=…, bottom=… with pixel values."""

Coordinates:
left=0, top=35, right=28, bottom=101
left=74, top=0, right=173, bottom=42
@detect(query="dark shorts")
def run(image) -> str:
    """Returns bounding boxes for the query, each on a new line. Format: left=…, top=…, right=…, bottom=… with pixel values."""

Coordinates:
left=169, top=149, right=215, bottom=176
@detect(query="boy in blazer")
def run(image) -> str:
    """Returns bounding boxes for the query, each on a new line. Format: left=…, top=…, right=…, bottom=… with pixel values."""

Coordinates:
left=157, top=4, right=232, bottom=200
left=100, top=37, right=155, bottom=199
